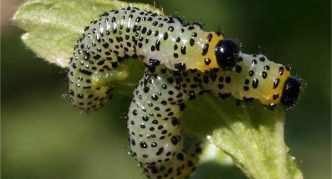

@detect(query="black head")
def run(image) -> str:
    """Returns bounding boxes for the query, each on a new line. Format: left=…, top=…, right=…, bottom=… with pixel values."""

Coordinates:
left=281, top=77, right=301, bottom=107
left=215, top=40, right=240, bottom=70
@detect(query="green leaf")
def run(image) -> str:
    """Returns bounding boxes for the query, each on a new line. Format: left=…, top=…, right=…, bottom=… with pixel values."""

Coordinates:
left=182, top=95, right=303, bottom=179
left=13, top=0, right=163, bottom=68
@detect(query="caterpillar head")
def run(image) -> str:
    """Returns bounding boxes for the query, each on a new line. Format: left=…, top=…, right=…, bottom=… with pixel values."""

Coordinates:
left=215, top=40, right=240, bottom=70
left=280, top=76, right=301, bottom=107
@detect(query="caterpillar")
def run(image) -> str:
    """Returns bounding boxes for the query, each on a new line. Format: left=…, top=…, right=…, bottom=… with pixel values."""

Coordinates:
left=65, top=4, right=302, bottom=178
left=127, top=53, right=301, bottom=178
left=68, top=6, right=240, bottom=110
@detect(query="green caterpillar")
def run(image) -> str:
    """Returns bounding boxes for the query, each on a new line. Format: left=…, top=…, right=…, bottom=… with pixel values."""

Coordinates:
left=68, top=6, right=240, bottom=110
left=127, top=53, right=301, bottom=178
left=66, top=5, right=301, bottom=179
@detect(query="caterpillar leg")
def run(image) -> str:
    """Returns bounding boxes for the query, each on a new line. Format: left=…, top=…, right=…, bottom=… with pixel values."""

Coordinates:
left=68, top=54, right=129, bottom=110
left=127, top=71, right=201, bottom=178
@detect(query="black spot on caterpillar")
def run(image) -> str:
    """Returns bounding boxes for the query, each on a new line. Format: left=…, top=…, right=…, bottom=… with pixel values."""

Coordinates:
left=68, top=6, right=240, bottom=110
left=127, top=53, right=301, bottom=178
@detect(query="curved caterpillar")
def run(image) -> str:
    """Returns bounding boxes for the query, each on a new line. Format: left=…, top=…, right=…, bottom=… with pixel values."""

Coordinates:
left=127, top=53, right=301, bottom=178
left=68, top=6, right=240, bottom=110
left=65, top=5, right=302, bottom=179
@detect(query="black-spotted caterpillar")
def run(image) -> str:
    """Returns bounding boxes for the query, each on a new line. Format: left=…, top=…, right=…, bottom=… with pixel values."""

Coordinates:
left=67, top=5, right=301, bottom=179
left=68, top=6, right=240, bottom=110
left=127, top=53, right=301, bottom=178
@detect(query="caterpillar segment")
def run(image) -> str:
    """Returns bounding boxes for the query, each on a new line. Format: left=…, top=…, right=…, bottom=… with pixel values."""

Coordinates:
left=206, top=53, right=300, bottom=106
left=128, top=71, right=201, bottom=179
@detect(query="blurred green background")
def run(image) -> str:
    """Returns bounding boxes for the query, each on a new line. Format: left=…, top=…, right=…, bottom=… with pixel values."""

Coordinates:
left=2, top=0, right=331, bottom=179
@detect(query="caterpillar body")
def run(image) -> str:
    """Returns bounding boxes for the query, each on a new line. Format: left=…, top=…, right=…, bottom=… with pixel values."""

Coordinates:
left=66, top=5, right=301, bottom=179
left=128, top=77, right=201, bottom=179
left=127, top=53, right=301, bottom=178
left=68, top=6, right=240, bottom=110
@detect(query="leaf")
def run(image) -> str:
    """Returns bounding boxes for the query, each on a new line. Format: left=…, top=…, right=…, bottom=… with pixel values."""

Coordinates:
left=181, top=95, right=303, bottom=179
left=13, top=0, right=163, bottom=68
